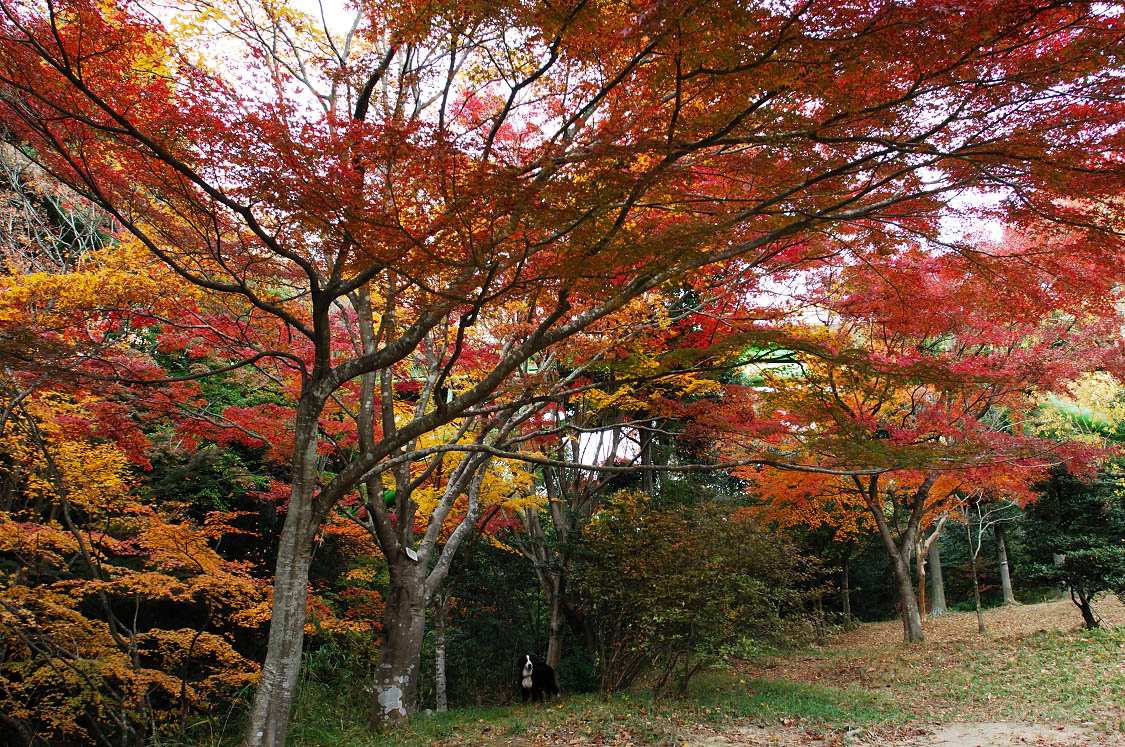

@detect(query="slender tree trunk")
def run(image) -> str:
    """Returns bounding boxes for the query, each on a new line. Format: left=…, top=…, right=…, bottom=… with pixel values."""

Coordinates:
left=928, top=539, right=948, bottom=617
left=1072, top=588, right=1100, bottom=629
left=971, top=555, right=985, bottom=633
left=243, top=402, right=324, bottom=747
left=863, top=474, right=932, bottom=643
left=640, top=423, right=655, bottom=495
left=996, top=524, right=1016, bottom=605
left=434, top=590, right=450, bottom=713
left=891, top=551, right=926, bottom=642
left=841, top=559, right=852, bottom=627
left=915, top=536, right=927, bottom=618
left=814, top=591, right=826, bottom=645
left=1051, top=553, right=1067, bottom=599
left=370, top=561, right=428, bottom=729
left=966, top=520, right=985, bottom=634
left=545, top=577, right=566, bottom=673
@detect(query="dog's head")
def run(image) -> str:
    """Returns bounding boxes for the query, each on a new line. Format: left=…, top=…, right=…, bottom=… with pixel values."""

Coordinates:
left=522, top=654, right=534, bottom=678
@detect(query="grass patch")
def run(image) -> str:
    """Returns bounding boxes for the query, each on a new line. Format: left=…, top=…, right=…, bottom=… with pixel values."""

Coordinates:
left=250, top=668, right=904, bottom=746
left=691, top=670, right=904, bottom=724
left=170, top=600, right=1125, bottom=745
left=742, top=608, right=1125, bottom=732
left=910, top=627, right=1125, bottom=727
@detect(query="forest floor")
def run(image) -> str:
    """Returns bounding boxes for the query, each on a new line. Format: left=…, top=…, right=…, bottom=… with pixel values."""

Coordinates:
left=724, top=595, right=1125, bottom=746
left=264, top=596, right=1125, bottom=747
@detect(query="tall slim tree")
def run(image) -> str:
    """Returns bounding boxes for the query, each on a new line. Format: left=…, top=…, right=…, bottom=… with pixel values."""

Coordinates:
left=928, top=530, right=949, bottom=617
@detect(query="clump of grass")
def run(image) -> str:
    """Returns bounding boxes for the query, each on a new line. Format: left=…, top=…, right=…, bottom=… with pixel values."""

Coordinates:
left=690, top=670, right=904, bottom=725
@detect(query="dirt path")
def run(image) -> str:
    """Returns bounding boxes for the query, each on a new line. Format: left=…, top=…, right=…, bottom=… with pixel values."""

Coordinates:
left=680, top=720, right=1111, bottom=746
left=888, top=722, right=1106, bottom=746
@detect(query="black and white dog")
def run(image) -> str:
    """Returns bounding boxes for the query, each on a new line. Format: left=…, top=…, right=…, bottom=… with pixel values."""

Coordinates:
left=519, top=654, right=559, bottom=702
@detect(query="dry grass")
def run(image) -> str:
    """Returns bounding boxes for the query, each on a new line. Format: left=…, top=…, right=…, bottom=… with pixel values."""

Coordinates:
left=739, top=595, right=1125, bottom=730
left=830, top=595, right=1125, bottom=649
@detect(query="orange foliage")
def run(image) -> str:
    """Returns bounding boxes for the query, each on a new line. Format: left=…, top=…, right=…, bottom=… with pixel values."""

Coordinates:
left=0, top=386, right=267, bottom=743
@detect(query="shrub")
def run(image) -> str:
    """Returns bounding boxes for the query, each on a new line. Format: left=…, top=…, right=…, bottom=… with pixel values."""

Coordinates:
left=572, top=491, right=811, bottom=695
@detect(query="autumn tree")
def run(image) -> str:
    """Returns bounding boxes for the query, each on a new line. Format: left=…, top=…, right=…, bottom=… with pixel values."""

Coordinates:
left=506, top=296, right=741, bottom=673
left=0, top=361, right=266, bottom=746
left=0, top=169, right=279, bottom=744
left=3, top=1, right=1125, bottom=741
left=746, top=460, right=876, bottom=628
left=706, top=241, right=1124, bottom=642
left=955, top=491, right=1021, bottom=633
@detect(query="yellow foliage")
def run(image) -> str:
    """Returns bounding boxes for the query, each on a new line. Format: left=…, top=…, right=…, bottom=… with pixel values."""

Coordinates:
left=0, top=386, right=266, bottom=742
left=0, top=240, right=176, bottom=325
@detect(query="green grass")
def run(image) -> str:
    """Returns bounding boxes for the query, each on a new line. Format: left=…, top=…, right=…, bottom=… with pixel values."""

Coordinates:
left=165, top=667, right=904, bottom=747
left=169, top=607, right=1125, bottom=745
left=743, top=621, right=1125, bottom=732
left=691, top=671, right=904, bottom=724
left=169, top=667, right=909, bottom=747
left=910, top=627, right=1125, bottom=727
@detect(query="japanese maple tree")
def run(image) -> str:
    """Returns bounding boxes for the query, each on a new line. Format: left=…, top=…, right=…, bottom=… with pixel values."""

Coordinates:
left=0, top=320, right=266, bottom=745
left=1, top=0, right=1124, bottom=741
left=705, top=242, right=1124, bottom=642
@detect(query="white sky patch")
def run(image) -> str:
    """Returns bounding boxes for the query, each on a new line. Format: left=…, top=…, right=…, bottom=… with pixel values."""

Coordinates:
left=943, top=188, right=1007, bottom=244
left=579, top=427, right=640, bottom=466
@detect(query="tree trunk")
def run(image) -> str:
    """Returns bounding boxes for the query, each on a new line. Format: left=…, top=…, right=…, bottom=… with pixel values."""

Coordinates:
left=971, top=554, right=985, bottom=633
left=242, top=515, right=317, bottom=746
left=917, top=515, right=948, bottom=619
left=862, top=474, right=932, bottom=644
left=370, top=561, right=428, bottom=729
left=915, top=535, right=927, bottom=618
left=545, top=577, right=566, bottom=676
left=814, top=591, right=825, bottom=645
left=891, top=551, right=926, bottom=643
left=640, top=423, right=655, bottom=495
left=996, top=524, right=1016, bottom=605
left=928, top=539, right=948, bottom=617
left=966, top=520, right=985, bottom=634
left=562, top=598, right=597, bottom=658
left=841, top=559, right=852, bottom=627
left=359, top=454, right=490, bottom=730
left=1072, top=588, right=1100, bottom=629
left=434, top=590, right=450, bottom=713
left=243, top=403, right=324, bottom=747
left=1050, top=553, right=1067, bottom=599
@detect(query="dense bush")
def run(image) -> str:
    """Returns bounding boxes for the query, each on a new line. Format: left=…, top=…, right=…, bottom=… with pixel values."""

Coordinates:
left=573, top=491, right=813, bottom=695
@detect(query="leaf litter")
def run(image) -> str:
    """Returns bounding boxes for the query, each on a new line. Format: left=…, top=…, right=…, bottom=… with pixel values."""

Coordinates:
left=437, top=597, right=1125, bottom=746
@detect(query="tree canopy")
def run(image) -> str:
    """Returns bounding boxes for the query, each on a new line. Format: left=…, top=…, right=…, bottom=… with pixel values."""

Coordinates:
left=2, top=0, right=1125, bottom=744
